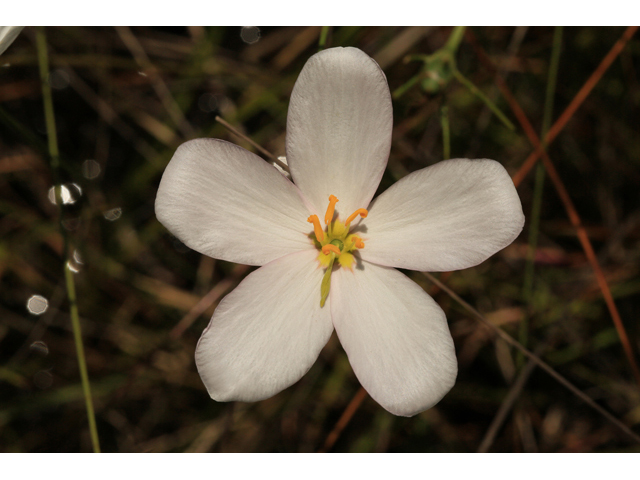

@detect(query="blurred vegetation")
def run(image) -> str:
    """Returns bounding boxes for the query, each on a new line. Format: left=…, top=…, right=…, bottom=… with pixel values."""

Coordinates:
left=1, top=26, right=640, bottom=452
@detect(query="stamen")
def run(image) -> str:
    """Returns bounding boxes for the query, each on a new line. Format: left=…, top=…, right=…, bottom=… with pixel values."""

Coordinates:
left=307, top=215, right=324, bottom=242
left=322, top=244, right=341, bottom=256
left=324, top=195, right=339, bottom=225
left=345, top=208, right=368, bottom=226
left=352, top=236, right=365, bottom=249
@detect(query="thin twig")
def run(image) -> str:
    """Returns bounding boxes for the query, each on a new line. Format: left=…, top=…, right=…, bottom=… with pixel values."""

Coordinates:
left=214, top=115, right=290, bottom=173
left=318, top=387, right=368, bottom=452
left=422, top=271, right=640, bottom=444
left=477, top=347, right=542, bottom=452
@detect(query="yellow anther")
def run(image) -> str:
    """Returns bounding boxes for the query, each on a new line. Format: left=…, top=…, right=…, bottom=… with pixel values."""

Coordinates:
left=322, top=244, right=341, bottom=256
left=324, top=195, right=339, bottom=225
left=307, top=215, right=324, bottom=242
left=345, top=208, right=368, bottom=226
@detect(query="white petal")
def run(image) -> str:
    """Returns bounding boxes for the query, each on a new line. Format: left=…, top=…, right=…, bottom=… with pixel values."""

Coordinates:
left=195, top=249, right=333, bottom=402
left=286, top=47, right=393, bottom=219
left=0, top=26, right=23, bottom=56
left=361, top=159, right=525, bottom=271
left=156, top=138, right=316, bottom=266
left=331, top=262, right=457, bottom=416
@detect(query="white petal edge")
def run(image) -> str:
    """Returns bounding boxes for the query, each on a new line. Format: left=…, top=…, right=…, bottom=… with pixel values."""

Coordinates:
left=286, top=47, right=393, bottom=219
left=156, top=138, right=317, bottom=266
left=361, top=159, right=525, bottom=272
left=331, top=261, right=457, bottom=416
left=195, top=249, right=333, bottom=402
left=0, top=26, right=23, bottom=56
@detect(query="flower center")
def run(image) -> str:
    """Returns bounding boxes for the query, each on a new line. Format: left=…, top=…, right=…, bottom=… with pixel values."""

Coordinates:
left=307, top=195, right=368, bottom=307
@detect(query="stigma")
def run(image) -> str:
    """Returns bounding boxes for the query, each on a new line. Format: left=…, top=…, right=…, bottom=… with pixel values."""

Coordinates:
left=307, top=195, right=368, bottom=307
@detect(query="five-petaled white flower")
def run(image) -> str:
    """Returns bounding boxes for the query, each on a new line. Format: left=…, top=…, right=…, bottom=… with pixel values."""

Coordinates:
left=156, top=47, right=524, bottom=416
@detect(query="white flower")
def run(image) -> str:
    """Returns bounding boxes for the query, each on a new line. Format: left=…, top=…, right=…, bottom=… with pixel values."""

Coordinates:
left=0, top=26, right=24, bottom=56
left=155, top=47, right=524, bottom=416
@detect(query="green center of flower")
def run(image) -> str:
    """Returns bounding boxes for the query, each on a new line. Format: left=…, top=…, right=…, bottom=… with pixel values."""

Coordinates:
left=307, top=195, right=368, bottom=307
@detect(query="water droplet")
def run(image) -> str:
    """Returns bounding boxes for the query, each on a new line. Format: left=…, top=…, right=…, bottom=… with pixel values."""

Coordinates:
left=48, top=69, right=70, bottom=89
left=30, top=341, right=49, bottom=356
left=70, top=183, right=82, bottom=196
left=240, top=26, right=260, bottom=44
left=48, top=183, right=82, bottom=205
left=67, top=260, right=80, bottom=273
left=34, top=370, right=53, bottom=389
left=62, top=218, right=81, bottom=231
left=82, top=159, right=101, bottom=179
left=48, top=185, right=73, bottom=204
left=104, top=207, right=122, bottom=221
left=198, top=93, right=218, bottom=113
left=27, top=295, right=49, bottom=315
left=73, top=249, right=83, bottom=264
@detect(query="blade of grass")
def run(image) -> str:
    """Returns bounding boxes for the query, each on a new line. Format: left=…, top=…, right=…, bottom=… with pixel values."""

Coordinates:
left=422, top=271, right=640, bottom=444
left=471, top=27, right=640, bottom=386
left=520, top=26, right=563, bottom=365
left=36, top=26, right=101, bottom=453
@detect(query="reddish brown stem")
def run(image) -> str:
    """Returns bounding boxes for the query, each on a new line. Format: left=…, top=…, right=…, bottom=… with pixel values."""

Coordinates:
left=319, top=387, right=368, bottom=452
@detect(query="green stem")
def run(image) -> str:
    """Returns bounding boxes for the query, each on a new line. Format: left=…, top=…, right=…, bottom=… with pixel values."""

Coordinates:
left=444, top=26, right=467, bottom=53
left=520, top=26, right=563, bottom=367
left=318, top=26, right=331, bottom=51
left=440, top=106, right=451, bottom=160
left=452, top=68, right=515, bottom=131
left=392, top=73, right=421, bottom=99
left=36, top=26, right=101, bottom=453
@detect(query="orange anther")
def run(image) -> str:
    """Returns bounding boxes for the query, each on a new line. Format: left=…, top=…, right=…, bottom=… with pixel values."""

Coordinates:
left=307, top=215, right=324, bottom=242
left=322, top=244, right=341, bottom=256
left=324, top=195, right=339, bottom=225
left=345, top=208, right=368, bottom=226
left=352, top=236, right=365, bottom=249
